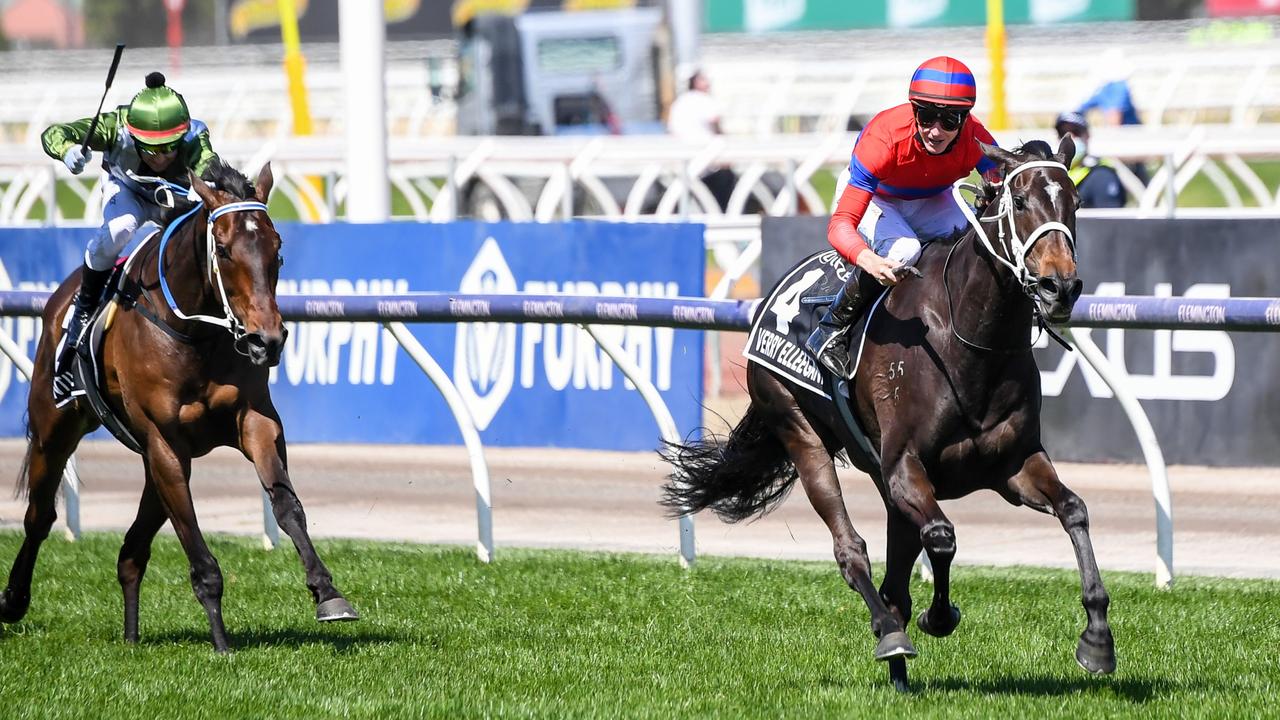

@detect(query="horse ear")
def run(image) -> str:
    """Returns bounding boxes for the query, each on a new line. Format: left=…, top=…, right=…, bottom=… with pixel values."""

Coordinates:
left=1055, top=134, right=1077, bottom=168
left=254, top=162, right=274, bottom=204
left=188, top=171, right=220, bottom=207
left=979, top=141, right=1021, bottom=172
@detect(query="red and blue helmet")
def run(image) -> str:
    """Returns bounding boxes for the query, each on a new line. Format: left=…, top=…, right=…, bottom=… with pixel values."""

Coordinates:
left=908, top=56, right=977, bottom=109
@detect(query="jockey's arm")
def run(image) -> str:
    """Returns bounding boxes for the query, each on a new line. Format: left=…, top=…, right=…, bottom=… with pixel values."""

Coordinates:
left=41, top=111, right=119, bottom=160
left=828, top=185, right=901, bottom=284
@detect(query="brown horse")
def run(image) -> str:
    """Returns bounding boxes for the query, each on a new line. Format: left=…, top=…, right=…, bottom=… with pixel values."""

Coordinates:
left=663, top=138, right=1114, bottom=691
left=1, top=160, right=357, bottom=652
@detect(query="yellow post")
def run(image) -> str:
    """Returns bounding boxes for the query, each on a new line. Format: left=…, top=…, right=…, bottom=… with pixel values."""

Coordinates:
left=278, top=0, right=314, bottom=135
left=278, top=0, right=322, bottom=220
left=985, top=0, right=1009, bottom=130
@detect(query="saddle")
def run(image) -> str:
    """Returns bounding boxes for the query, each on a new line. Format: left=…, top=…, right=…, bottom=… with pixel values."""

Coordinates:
left=743, top=250, right=888, bottom=471
left=49, top=228, right=167, bottom=454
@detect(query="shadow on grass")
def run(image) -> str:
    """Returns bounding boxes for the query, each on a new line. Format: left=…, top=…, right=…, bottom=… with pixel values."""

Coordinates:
left=146, top=626, right=418, bottom=653
left=920, top=674, right=1178, bottom=702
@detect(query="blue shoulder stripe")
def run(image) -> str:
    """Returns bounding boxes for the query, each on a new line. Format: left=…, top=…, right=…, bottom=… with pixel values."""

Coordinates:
left=848, top=154, right=880, bottom=193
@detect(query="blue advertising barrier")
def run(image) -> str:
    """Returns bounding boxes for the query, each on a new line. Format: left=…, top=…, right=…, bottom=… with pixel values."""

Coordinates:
left=0, top=221, right=707, bottom=451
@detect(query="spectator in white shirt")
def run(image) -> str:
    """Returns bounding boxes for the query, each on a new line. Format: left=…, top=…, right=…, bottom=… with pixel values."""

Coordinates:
left=668, top=70, right=734, bottom=210
left=668, top=70, right=722, bottom=143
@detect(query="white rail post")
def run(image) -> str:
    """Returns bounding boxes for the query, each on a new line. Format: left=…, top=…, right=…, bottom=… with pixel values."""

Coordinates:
left=1066, top=328, right=1174, bottom=589
left=583, top=324, right=696, bottom=568
left=385, top=321, right=494, bottom=562
left=0, top=327, right=81, bottom=540
left=707, top=234, right=762, bottom=399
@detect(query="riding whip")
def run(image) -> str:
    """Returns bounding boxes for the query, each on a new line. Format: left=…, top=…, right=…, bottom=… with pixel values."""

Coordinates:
left=82, top=43, right=126, bottom=153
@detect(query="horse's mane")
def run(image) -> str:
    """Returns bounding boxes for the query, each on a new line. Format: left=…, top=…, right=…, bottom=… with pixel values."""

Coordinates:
left=156, top=158, right=255, bottom=225
left=969, top=139, right=1055, bottom=218
left=200, top=157, right=255, bottom=200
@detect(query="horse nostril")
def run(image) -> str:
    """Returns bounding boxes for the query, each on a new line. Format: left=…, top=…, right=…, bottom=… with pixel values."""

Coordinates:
left=1038, top=277, right=1061, bottom=299
left=1069, top=279, right=1084, bottom=302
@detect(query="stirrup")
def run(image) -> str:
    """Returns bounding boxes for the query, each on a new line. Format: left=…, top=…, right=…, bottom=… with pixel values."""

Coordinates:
left=810, top=328, right=853, bottom=379
left=817, top=347, right=853, bottom=379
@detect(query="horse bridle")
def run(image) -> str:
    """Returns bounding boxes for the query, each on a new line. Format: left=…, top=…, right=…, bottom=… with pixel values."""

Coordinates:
left=156, top=194, right=270, bottom=356
left=945, top=159, right=1076, bottom=352
left=954, top=160, right=1076, bottom=291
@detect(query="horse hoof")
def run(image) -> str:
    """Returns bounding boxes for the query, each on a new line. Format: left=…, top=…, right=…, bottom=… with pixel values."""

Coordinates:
left=0, top=589, right=30, bottom=624
left=916, top=605, right=961, bottom=638
left=316, top=597, right=360, bottom=622
left=1074, top=636, right=1117, bottom=675
left=874, top=631, right=917, bottom=661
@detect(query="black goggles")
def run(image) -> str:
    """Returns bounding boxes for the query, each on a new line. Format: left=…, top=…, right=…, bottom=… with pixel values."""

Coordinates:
left=139, top=143, right=179, bottom=156
left=913, top=104, right=968, bottom=132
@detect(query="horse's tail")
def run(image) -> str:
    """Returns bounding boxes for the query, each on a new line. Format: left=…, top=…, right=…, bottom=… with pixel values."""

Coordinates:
left=659, top=405, right=798, bottom=523
left=13, top=412, right=33, bottom=500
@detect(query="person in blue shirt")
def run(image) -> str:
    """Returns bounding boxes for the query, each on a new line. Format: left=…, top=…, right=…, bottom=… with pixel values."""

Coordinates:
left=1076, top=52, right=1147, bottom=184
left=1077, top=80, right=1141, bottom=127
left=1055, top=112, right=1125, bottom=209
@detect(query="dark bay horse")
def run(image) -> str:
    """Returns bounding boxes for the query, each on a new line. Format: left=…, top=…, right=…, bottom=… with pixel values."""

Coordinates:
left=1, top=160, right=357, bottom=652
left=663, top=137, right=1115, bottom=691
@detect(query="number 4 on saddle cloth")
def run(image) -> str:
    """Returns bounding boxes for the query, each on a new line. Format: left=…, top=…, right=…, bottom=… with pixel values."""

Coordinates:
left=743, top=249, right=889, bottom=470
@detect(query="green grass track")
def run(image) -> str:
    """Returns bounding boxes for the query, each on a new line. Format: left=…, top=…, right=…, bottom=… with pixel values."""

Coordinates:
left=0, top=532, right=1277, bottom=718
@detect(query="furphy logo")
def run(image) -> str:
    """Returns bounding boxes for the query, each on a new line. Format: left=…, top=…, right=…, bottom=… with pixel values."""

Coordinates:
left=1038, top=282, right=1235, bottom=401
left=451, top=237, right=683, bottom=432
left=455, top=238, right=518, bottom=431
left=271, top=277, right=410, bottom=387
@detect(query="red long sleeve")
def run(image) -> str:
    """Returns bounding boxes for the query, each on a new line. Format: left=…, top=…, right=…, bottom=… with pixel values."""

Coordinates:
left=828, top=184, right=873, bottom=264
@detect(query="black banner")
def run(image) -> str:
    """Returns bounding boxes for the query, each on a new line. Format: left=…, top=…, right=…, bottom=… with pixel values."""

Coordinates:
left=761, top=216, right=1280, bottom=466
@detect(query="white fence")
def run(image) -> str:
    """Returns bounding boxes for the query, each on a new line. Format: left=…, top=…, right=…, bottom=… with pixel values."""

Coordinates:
left=3, top=123, right=1280, bottom=227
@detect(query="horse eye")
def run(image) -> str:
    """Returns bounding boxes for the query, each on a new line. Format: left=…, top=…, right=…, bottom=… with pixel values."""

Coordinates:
left=215, top=244, right=230, bottom=259
left=276, top=254, right=285, bottom=268
left=1013, top=195, right=1027, bottom=211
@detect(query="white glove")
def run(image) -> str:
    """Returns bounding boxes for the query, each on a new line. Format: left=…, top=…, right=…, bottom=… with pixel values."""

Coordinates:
left=63, top=146, right=91, bottom=174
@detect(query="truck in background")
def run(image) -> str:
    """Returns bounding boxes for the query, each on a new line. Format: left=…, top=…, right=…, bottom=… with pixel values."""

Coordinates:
left=455, top=7, right=673, bottom=137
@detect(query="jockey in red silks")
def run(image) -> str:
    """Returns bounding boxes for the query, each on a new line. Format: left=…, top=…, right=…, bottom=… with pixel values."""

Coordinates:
left=807, top=56, right=1003, bottom=379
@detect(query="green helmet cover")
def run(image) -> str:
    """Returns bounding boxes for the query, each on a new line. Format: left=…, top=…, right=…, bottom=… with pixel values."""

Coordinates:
left=126, top=72, right=190, bottom=150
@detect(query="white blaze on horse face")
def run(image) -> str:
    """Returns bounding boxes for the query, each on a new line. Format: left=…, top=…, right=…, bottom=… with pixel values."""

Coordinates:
left=245, top=218, right=258, bottom=233
left=1045, top=181, right=1062, bottom=211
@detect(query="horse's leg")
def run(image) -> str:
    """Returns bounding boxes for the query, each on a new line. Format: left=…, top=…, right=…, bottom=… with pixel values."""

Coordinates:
left=0, top=392, right=86, bottom=623
left=884, top=454, right=961, bottom=638
left=240, top=407, right=357, bottom=621
left=1003, top=451, right=1116, bottom=674
left=878, top=508, right=923, bottom=629
left=751, top=375, right=913, bottom=663
left=143, top=438, right=231, bottom=652
left=116, top=481, right=168, bottom=643
left=796, top=447, right=916, bottom=658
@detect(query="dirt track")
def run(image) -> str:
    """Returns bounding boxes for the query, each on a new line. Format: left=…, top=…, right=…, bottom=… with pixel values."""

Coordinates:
left=2, top=435, right=1278, bottom=581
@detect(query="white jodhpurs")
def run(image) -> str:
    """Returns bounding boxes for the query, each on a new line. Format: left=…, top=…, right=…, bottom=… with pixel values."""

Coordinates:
left=85, top=177, right=164, bottom=271
left=856, top=191, right=970, bottom=266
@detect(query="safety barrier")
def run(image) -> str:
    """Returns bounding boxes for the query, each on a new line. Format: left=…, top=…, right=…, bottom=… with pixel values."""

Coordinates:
left=4, top=290, right=1280, bottom=585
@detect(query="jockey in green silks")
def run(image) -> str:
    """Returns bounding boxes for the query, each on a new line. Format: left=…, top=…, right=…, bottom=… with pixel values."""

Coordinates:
left=41, top=71, right=220, bottom=362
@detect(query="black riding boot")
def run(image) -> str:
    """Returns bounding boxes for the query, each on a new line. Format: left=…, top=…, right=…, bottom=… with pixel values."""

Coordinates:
left=58, top=263, right=111, bottom=368
left=805, top=269, right=878, bottom=379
